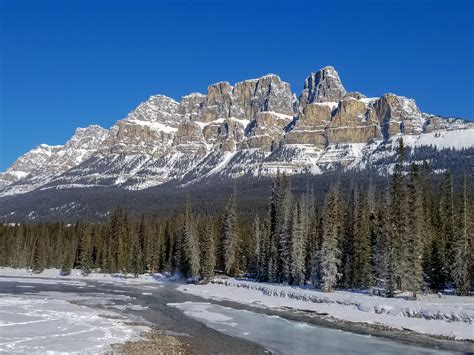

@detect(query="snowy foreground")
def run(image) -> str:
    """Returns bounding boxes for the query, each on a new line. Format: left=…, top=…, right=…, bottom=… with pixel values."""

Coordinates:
left=178, top=277, right=474, bottom=341
left=0, top=292, right=148, bottom=354
left=0, top=268, right=157, bottom=354
left=2, top=268, right=473, bottom=349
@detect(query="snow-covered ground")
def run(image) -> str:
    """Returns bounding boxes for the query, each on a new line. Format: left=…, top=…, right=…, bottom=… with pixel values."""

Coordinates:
left=178, top=277, right=474, bottom=341
left=0, top=267, right=170, bottom=284
left=0, top=291, right=148, bottom=354
left=0, top=268, right=163, bottom=353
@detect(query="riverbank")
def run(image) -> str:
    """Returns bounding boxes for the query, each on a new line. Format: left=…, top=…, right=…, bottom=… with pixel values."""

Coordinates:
left=112, top=330, right=194, bottom=354
left=178, top=277, right=474, bottom=353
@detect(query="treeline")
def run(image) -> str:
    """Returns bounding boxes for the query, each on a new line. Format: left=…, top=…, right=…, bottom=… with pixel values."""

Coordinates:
left=0, top=140, right=472, bottom=296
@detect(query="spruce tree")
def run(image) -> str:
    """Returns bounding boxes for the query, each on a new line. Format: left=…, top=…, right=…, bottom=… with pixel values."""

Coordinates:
left=31, top=235, right=44, bottom=274
left=257, top=218, right=271, bottom=281
left=452, top=175, right=472, bottom=295
left=268, top=173, right=290, bottom=282
left=183, top=199, right=200, bottom=277
left=406, top=163, right=425, bottom=297
left=278, top=191, right=293, bottom=283
left=439, top=171, right=455, bottom=283
left=353, top=188, right=371, bottom=289
left=290, top=199, right=305, bottom=285
left=222, top=190, right=240, bottom=276
left=386, top=138, right=408, bottom=297
left=373, top=193, right=390, bottom=290
left=250, top=215, right=261, bottom=276
left=200, top=219, right=216, bottom=278
left=117, top=209, right=131, bottom=274
left=60, top=230, right=74, bottom=276
left=79, top=223, right=93, bottom=275
left=319, top=183, right=344, bottom=292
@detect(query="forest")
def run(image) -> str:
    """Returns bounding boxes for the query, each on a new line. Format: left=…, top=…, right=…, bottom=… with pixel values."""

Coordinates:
left=0, top=139, right=472, bottom=297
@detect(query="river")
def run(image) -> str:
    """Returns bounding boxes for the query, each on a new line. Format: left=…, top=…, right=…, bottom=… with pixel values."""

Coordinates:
left=0, top=276, right=462, bottom=354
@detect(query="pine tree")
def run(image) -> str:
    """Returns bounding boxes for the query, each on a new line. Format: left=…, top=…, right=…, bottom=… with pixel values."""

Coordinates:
left=308, top=208, right=322, bottom=287
left=290, top=199, right=305, bottom=285
left=278, top=190, right=293, bottom=283
left=452, top=175, right=472, bottom=295
left=222, top=190, right=240, bottom=276
left=257, top=218, right=271, bottom=281
left=386, top=138, right=408, bottom=297
left=117, top=209, right=131, bottom=274
left=130, top=215, right=147, bottom=276
left=61, top=229, right=74, bottom=276
left=31, top=235, right=44, bottom=274
left=319, top=183, right=344, bottom=292
left=200, top=219, right=216, bottom=278
left=406, top=163, right=425, bottom=297
left=373, top=193, right=390, bottom=290
left=353, top=188, right=371, bottom=289
left=268, top=173, right=290, bottom=282
left=439, top=171, right=455, bottom=284
left=420, top=162, right=436, bottom=282
left=250, top=215, right=261, bottom=276
left=79, top=222, right=93, bottom=275
left=182, top=199, right=200, bottom=277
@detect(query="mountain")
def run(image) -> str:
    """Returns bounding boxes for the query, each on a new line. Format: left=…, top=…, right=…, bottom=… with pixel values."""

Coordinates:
left=1, top=66, right=473, bottom=220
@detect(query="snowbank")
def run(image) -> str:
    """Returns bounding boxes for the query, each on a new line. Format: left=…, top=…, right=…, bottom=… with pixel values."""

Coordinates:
left=177, top=278, right=474, bottom=341
left=0, top=267, right=171, bottom=284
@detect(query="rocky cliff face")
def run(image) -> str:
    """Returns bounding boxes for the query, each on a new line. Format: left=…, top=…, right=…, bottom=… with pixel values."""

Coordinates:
left=1, top=66, right=473, bottom=197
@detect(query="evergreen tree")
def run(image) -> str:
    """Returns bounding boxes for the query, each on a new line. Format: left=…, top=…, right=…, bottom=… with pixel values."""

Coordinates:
left=130, top=224, right=144, bottom=277
left=200, top=219, right=216, bottom=278
left=61, top=229, right=74, bottom=276
left=250, top=215, right=261, bottom=276
left=353, top=188, right=371, bottom=289
left=308, top=208, right=322, bottom=287
left=79, top=223, right=93, bottom=275
left=319, top=183, right=344, bottom=292
left=257, top=218, right=271, bottom=281
left=290, top=199, right=306, bottom=285
left=439, top=171, right=455, bottom=283
left=31, top=235, right=44, bottom=273
left=278, top=190, right=293, bottom=283
left=406, top=163, right=425, bottom=297
left=182, top=199, right=200, bottom=277
left=452, top=175, right=472, bottom=295
left=222, top=190, right=240, bottom=276
left=386, top=138, right=408, bottom=297
left=268, top=173, right=290, bottom=282
left=373, top=193, right=390, bottom=290
left=117, top=209, right=131, bottom=274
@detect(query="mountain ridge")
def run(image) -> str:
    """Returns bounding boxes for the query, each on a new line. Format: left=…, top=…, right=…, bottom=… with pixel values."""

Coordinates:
left=1, top=66, right=473, bottom=198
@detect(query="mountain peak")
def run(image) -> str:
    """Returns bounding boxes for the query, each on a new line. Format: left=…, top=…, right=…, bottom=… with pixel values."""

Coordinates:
left=302, top=66, right=346, bottom=104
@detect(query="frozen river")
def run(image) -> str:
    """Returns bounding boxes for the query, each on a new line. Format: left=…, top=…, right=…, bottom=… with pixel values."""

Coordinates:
left=170, top=302, right=455, bottom=355
left=0, top=275, right=462, bottom=354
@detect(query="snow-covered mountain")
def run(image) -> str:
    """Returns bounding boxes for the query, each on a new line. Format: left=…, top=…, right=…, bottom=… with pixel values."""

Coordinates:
left=1, top=66, right=473, bottom=197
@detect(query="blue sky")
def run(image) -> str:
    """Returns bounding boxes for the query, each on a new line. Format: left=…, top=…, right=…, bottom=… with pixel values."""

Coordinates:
left=1, top=0, right=473, bottom=170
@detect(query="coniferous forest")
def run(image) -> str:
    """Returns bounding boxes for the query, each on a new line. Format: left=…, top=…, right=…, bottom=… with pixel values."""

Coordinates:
left=1, top=140, right=472, bottom=297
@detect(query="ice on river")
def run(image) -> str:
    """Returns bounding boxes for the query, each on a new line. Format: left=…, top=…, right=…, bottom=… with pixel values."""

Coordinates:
left=0, top=293, right=147, bottom=354
left=169, top=302, right=454, bottom=355
left=179, top=278, right=474, bottom=341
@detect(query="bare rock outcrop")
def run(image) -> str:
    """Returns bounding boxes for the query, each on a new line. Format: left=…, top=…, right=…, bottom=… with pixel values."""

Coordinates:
left=369, top=94, right=424, bottom=139
left=300, top=66, right=346, bottom=105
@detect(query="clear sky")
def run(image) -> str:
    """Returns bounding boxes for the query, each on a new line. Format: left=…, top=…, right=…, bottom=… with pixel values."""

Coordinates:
left=1, top=0, right=473, bottom=171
